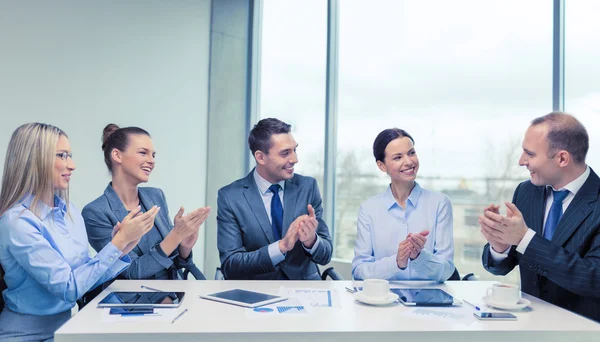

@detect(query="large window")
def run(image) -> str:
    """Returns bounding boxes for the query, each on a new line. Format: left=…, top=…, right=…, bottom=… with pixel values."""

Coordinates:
left=259, top=0, right=327, bottom=185
left=565, top=0, right=600, bottom=169
left=333, top=0, right=552, bottom=282
left=257, top=1, right=581, bottom=283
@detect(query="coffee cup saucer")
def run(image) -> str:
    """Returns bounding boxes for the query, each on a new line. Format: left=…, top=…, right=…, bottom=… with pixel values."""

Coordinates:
left=482, top=296, right=531, bottom=310
left=354, top=291, right=399, bottom=305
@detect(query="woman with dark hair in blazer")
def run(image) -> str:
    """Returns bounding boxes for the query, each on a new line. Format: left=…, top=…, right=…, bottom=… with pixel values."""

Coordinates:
left=82, top=124, right=210, bottom=282
left=0, top=123, right=157, bottom=341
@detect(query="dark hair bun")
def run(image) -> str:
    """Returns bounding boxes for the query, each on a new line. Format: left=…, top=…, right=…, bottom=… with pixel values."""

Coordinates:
left=101, top=124, right=120, bottom=150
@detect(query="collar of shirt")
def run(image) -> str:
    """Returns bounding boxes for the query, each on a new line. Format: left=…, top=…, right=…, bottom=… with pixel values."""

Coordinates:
left=253, top=168, right=286, bottom=195
left=384, top=182, right=422, bottom=210
left=547, top=165, right=590, bottom=196
left=21, top=194, right=67, bottom=219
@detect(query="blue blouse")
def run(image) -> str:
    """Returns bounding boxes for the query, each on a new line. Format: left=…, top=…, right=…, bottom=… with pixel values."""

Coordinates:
left=0, top=195, right=130, bottom=315
left=352, top=183, right=455, bottom=282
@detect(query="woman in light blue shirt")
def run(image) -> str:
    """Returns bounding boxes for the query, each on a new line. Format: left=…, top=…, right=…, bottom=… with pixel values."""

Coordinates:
left=0, top=123, right=158, bottom=341
left=352, top=128, right=455, bottom=282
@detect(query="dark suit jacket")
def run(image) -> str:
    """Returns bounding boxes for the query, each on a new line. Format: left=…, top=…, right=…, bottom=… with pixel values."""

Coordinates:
left=82, top=183, right=196, bottom=280
left=482, top=168, right=600, bottom=322
left=217, top=171, right=333, bottom=280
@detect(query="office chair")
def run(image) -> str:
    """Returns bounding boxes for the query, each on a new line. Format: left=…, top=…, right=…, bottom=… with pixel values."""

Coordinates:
left=448, top=267, right=477, bottom=281
left=182, top=265, right=207, bottom=280
left=320, top=267, right=343, bottom=280
left=214, top=266, right=343, bottom=280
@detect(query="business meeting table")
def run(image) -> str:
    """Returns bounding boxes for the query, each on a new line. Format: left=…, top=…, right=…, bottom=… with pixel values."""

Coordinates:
left=55, top=279, right=600, bottom=342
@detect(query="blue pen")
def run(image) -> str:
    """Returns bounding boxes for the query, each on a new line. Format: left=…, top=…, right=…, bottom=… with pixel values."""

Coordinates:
left=463, top=299, right=481, bottom=311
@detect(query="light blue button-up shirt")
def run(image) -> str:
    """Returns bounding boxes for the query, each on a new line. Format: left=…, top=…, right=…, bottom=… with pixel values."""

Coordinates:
left=352, top=183, right=455, bottom=282
left=253, top=169, right=321, bottom=266
left=0, top=195, right=130, bottom=315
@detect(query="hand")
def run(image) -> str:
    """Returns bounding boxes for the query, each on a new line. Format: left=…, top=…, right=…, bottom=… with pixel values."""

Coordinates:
left=112, top=205, right=160, bottom=251
left=479, top=202, right=529, bottom=247
left=180, top=230, right=199, bottom=250
left=298, top=204, right=318, bottom=248
left=407, top=230, right=429, bottom=259
left=396, top=240, right=411, bottom=269
left=278, top=216, right=304, bottom=253
left=171, top=206, right=211, bottom=243
left=112, top=221, right=140, bottom=256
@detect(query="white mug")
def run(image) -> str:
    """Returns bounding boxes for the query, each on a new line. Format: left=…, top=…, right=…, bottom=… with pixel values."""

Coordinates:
left=486, top=283, right=520, bottom=304
left=362, top=279, right=390, bottom=299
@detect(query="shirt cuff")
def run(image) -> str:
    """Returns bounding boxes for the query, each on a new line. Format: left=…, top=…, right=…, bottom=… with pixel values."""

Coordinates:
left=268, top=241, right=285, bottom=266
left=516, top=228, right=536, bottom=254
left=302, top=235, right=321, bottom=254
left=489, top=244, right=511, bottom=262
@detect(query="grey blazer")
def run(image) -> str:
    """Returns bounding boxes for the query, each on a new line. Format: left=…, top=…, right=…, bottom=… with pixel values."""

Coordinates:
left=82, top=183, right=196, bottom=280
left=217, top=171, right=333, bottom=280
left=482, top=168, right=600, bottom=322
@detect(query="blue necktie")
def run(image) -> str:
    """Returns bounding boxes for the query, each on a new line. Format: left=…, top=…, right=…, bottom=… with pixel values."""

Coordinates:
left=269, top=184, right=283, bottom=241
left=543, top=190, right=569, bottom=240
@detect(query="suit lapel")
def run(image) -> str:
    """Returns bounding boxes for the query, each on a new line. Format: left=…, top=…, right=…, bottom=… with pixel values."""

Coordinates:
left=531, top=186, right=547, bottom=235
left=242, top=172, right=275, bottom=243
left=139, top=189, right=170, bottom=238
left=552, top=169, right=599, bottom=246
left=282, top=178, right=299, bottom=237
left=104, top=183, right=130, bottom=224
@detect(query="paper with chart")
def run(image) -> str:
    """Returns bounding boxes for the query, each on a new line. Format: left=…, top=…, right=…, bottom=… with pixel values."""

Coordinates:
left=401, top=306, right=477, bottom=326
left=245, top=297, right=312, bottom=318
left=279, top=287, right=341, bottom=308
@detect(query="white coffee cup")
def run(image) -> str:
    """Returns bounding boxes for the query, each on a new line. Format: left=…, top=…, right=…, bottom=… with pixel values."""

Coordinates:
left=362, top=279, right=390, bottom=299
left=486, top=283, right=520, bottom=304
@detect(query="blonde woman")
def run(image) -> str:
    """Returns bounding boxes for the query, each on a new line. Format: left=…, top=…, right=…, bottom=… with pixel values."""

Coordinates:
left=0, top=123, right=158, bottom=341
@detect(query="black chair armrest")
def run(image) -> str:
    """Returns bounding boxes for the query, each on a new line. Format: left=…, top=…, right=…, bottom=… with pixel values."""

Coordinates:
left=182, top=265, right=206, bottom=280
left=321, top=267, right=343, bottom=280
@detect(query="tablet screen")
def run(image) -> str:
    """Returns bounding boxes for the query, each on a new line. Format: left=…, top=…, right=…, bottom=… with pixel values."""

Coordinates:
left=209, top=289, right=279, bottom=304
left=391, top=288, right=454, bottom=306
left=201, top=289, right=286, bottom=307
left=98, top=291, right=185, bottom=308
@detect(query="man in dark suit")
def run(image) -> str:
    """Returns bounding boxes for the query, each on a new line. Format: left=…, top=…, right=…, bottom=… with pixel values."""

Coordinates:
left=480, top=112, right=600, bottom=322
left=217, top=118, right=333, bottom=280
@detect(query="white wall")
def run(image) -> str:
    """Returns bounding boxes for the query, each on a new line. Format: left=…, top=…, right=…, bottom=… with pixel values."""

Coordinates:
left=0, top=1, right=211, bottom=269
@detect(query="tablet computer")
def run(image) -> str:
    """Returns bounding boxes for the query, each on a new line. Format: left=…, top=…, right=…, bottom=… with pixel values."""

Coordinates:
left=97, top=291, right=185, bottom=308
left=200, top=289, right=286, bottom=308
left=390, top=288, right=454, bottom=306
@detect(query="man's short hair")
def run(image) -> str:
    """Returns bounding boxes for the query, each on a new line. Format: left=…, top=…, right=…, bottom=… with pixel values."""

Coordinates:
left=248, top=118, right=292, bottom=155
left=531, top=112, right=589, bottom=164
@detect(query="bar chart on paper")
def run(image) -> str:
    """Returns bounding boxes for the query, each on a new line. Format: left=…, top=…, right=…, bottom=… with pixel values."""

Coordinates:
left=276, top=305, right=305, bottom=313
left=279, top=287, right=341, bottom=308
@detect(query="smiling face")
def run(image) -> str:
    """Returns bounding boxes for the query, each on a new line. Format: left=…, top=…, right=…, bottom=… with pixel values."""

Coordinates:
left=112, top=134, right=155, bottom=185
left=377, top=136, right=419, bottom=184
left=518, top=123, right=562, bottom=187
left=255, top=133, right=298, bottom=184
left=53, top=134, right=76, bottom=191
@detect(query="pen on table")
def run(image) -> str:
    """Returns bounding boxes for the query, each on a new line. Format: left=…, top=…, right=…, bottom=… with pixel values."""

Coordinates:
left=141, top=285, right=162, bottom=292
left=463, top=299, right=481, bottom=311
left=172, top=309, right=188, bottom=324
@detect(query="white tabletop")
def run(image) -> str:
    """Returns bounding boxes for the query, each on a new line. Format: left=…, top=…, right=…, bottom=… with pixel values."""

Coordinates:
left=55, top=280, right=600, bottom=342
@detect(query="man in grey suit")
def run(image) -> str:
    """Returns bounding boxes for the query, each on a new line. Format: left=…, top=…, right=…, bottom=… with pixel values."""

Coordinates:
left=480, top=112, right=600, bottom=322
left=217, top=118, right=332, bottom=280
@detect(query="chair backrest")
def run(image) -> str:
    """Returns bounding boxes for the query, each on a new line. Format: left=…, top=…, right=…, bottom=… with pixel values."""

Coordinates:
left=214, top=267, right=225, bottom=280
left=0, top=265, right=7, bottom=312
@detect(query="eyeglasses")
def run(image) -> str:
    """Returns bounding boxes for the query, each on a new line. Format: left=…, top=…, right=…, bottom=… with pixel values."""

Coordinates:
left=55, top=152, right=73, bottom=160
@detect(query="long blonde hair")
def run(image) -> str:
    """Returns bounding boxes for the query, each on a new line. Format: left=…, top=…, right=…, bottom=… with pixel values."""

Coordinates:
left=0, top=123, right=69, bottom=218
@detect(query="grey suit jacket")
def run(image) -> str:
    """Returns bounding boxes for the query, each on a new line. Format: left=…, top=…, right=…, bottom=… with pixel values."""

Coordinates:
left=82, top=183, right=196, bottom=280
left=217, top=171, right=333, bottom=280
left=482, top=168, right=600, bottom=322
